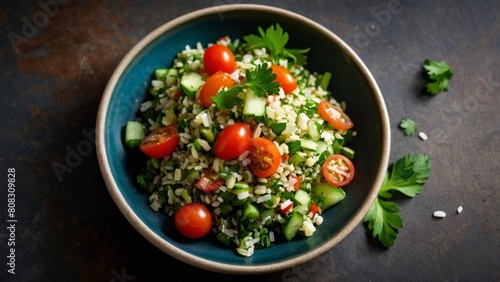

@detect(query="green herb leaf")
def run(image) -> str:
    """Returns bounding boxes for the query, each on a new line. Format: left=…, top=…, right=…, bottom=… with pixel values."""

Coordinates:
left=243, top=24, right=310, bottom=65
left=363, top=197, right=404, bottom=248
left=364, top=153, right=431, bottom=248
left=399, top=118, right=419, bottom=136
left=213, top=62, right=279, bottom=109
left=211, top=86, right=244, bottom=109
left=379, top=153, right=430, bottom=198
left=423, top=59, right=453, bottom=95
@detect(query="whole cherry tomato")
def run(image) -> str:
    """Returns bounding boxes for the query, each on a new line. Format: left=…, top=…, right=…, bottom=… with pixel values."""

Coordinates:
left=270, top=65, right=297, bottom=94
left=203, top=44, right=237, bottom=76
left=214, top=123, right=251, bottom=160
left=174, top=203, right=212, bottom=239
left=199, top=71, right=234, bottom=108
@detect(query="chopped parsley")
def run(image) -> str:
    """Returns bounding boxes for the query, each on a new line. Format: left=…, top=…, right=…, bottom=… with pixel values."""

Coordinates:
left=212, top=62, right=279, bottom=109
left=399, top=118, right=419, bottom=136
left=243, top=24, right=310, bottom=65
left=364, top=153, right=431, bottom=248
left=423, top=59, right=453, bottom=95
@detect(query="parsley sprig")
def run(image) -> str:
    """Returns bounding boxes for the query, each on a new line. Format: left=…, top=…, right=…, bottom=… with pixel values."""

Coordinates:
left=423, top=59, right=453, bottom=95
left=212, top=62, right=280, bottom=109
left=243, top=24, right=310, bottom=65
left=364, top=153, right=431, bottom=248
left=399, top=118, right=419, bottom=136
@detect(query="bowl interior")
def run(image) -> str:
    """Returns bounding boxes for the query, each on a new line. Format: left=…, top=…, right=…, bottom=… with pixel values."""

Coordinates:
left=98, top=4, right=389, bottom=274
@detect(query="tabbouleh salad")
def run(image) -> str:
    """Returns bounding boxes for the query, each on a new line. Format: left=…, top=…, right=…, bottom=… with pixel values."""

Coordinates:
left=124, top=24, right=356, bottom=257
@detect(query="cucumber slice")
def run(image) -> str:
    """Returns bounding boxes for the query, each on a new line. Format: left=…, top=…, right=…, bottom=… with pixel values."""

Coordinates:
left=155, top=68, right=169, bottom=81
left=125, top=121, right=145, bottom=149
left=180, top=72, right=204, bottom=100
left=294, top=189, right=311, bottom=205
left=311, top=182, right=346, bottom=210
left=300, top=138, right=317, bottom=151
left=166, top=68, right=179, bottom=87
left=243, top=89, right=266, bottom=116
left=316, top=141, right=334, bottom=155
left=283, top=212, right=304, bottom=241
left=319, top=71, right=332, bottom=90
left=341, top=146, right=355, bottom=159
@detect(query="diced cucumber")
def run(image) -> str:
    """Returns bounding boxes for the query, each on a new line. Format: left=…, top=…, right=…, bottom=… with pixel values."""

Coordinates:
left=283, top=212, right=304, bottom=241
left=289, top=153, right=306, bottom=167
left=243, top=202, right=260, bottom=220
left=316, top=140, right=333, bottom=155
left=180, top=72, right=204, bottom=100
left=155, top=68, right=169, bottom=81
left=125, top=121, right=145, bottom=149
left=300, top=138, right=317, bottom=151
left=319, top=71, right=332, bottom=90
left=260, top=209, right=276, bottom=223
left=294, top=204, right=310, bottom=215
left=294, top=189, right=311, bottom=205
left=243, top=89, right=266, bottom=116
left=311, top=182, right=346, bottom=210
left=166, top=68, right=179, bottom=87
left=341, top=146, right=355, bottom=159
left=232, top=182, right=252, bottom=195
left=262, top=195, right=280, bottom=209
left=201, top=128, right=215, bottom=144
left=185, top=169, right=200, bottom=183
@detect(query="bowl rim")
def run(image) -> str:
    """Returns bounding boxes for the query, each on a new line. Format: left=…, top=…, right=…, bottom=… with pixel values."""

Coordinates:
left=96, top=3, right=390, bottom=275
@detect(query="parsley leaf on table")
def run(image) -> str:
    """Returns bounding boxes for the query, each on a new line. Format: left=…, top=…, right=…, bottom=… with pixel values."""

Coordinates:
left=212, top=62, right=279, bottom=109
left=243, top=24, right=310, bottom=65
left=399, top=118, right=419, bottom=136
left=423, top=59, right=453, bottom=95
left=364, top=153, right=431, bottom=248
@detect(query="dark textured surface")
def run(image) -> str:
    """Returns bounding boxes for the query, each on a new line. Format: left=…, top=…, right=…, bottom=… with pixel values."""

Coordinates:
left=0, top=0, right=498, bottom=281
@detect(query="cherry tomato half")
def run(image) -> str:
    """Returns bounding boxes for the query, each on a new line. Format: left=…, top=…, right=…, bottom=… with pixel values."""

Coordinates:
left=195, top=168, right=224, bottom=193
left=203, top=44, right=237, bottom=76
left=174, top=203, right=212, bottom=239
left=248, top=137, right=281, bottom=178
left=199, top=71, right=235, bottom=108
left=318, top=100, right=354, bottom=130
left=214, top=123, right=251, bottom=160
left=322, top=154, right=355, bottom=187
left=270, top=65, right=297, bottom=94
left=139, top=126, right=180, bottom=158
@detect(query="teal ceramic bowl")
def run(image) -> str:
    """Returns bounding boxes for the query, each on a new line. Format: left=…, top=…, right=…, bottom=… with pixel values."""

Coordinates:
left=96, top=4, right=390, bottom=274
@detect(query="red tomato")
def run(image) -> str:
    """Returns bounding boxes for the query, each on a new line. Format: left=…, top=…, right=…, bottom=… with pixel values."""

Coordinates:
left=214, top=123, right=251, bottom=160
left=174, top=203, right=212, bottom=239
left=139, top=126, right=179, bottom=158
left=292, top=176, right=302, bottom=191
left=199, top=71, right=234, bottom=108
left=248, top=137, right=281, bottom=178
left=195, top=168, right=224, bottom=193
left=309, top=202, right=320, bottom=215
left=203, top=44, right=237, bottom=76
left=322, top=154, right=355, bottom=187
left=270, top=65, right=297, bottom=94
left=318, top=100, right=354, bottom=130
